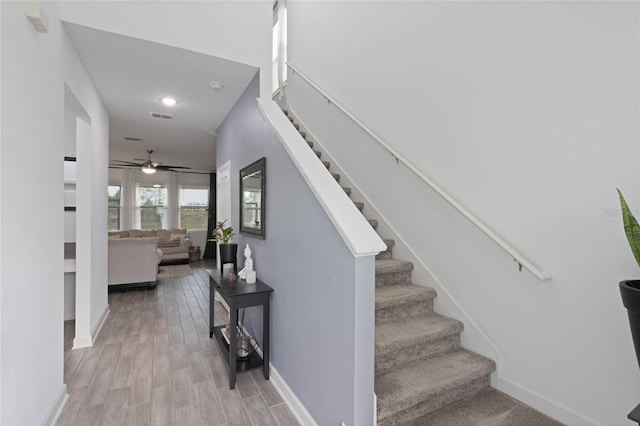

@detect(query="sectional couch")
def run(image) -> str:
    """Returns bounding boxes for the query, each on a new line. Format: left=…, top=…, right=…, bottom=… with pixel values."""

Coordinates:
left=108, top=228, right=193, bottom=263
left=108, top=237, right=162, bottom=289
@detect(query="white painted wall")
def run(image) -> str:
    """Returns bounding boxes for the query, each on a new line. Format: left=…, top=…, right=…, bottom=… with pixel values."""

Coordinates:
left=287, top=2, right=639, bottom=424
left=63, top=27, right=110, bottom=348
left=0, top=3, right=4, bottom=422
left=0, top=2, right=66, bottom=423
left=58, top=0, right=273, bottom=99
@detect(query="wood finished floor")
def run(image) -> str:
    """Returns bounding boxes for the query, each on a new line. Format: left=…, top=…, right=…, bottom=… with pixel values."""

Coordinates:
left=59, top=260, right=298, bottom=426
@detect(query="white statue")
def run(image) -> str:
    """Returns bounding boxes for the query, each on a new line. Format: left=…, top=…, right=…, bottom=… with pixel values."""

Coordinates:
left=238, top=244, right=254, bottom=280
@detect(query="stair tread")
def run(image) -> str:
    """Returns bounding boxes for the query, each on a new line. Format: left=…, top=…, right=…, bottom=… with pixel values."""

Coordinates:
left=376, top=349, right=496, bottom=420
left=382, top=239, right=395, bottom=248
left=375, top=283, right=436, bottom=309
left=376, top=313, right=462, bottom=353
left=407, top=388, right=563, bottom=426
left=376, top=258, right=414, bottom=274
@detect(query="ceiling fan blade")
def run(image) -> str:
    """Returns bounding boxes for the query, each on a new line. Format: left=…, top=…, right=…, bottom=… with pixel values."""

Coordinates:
left=112, top=159, right=143, bottom=166
left=156, top=165, right=191, bottom=170
left=134, top=158, right=163, bottom=165
left=173, top=170, right=211, bottom=175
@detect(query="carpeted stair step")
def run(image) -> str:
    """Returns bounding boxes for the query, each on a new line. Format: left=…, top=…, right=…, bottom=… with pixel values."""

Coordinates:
left=343, top=187, right=351, bottom=196
left=282, top=109, right=289, bottom=116
left=376, top=239, right=395, bottom=260
left=313, top=150, right=322, bottom=158
left=354, top=201, right=364, bottom=211
left=406, top=388, right=563, bottom=426
left=300, top=131, right=307, bottom=138
left=307, top=140, right=314, bottom=149
left=375, top=313, right=463, bottom=375
left=332, top=172, right=340, bottom=182
left=288, top=115, right=294, bottom=123
left=294, top=123, right=300, bottom=130
left=376, top=259, right=413, bottom=287
left=368, top=218, right=379, bottom=229
left=376, top=349, right=496, bottom=425
left=322, top=160, right=330, bottom=169
left=375, top=283, right=436, bottom=324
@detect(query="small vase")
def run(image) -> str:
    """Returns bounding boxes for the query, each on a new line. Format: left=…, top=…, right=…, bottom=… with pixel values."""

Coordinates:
left=219, top=243, right=238, bottom=274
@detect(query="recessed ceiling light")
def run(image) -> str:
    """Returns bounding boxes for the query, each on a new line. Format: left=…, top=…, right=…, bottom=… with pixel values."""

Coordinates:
left=161, top=97, right=178, bottom=106
left=153, top=184, right=161, bottom=188
left=209, top=81, right=224, bottom=90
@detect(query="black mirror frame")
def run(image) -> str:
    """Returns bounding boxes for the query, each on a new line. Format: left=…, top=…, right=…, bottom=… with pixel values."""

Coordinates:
left=239, top=157, right=266, bottom=239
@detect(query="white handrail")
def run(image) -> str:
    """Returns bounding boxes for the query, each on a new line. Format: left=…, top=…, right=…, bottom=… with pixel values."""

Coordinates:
left=286, top=62, right=551, bottom=281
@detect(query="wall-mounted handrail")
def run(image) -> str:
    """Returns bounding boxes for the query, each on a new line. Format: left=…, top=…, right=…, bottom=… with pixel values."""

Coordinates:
left=286, top=62, right=551, bottom=281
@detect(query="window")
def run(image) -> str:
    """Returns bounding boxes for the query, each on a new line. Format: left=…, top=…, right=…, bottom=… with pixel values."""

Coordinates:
left=272, top=0, right=287, bottom=96
left=136, top=184, right=168, bottom=230
left=108, top=183, right=121, bottom=231
left=179, top=185, right=209, bottom=230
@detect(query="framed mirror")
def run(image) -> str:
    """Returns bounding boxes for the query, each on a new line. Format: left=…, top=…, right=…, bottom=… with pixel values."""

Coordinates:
left=240, top=157, right=266, bottom=238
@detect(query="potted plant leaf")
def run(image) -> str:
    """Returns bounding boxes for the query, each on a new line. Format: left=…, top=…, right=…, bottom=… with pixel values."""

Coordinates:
left=213, top=219, right=237, bottom=275
left=617, top=189, right=640, bottom=420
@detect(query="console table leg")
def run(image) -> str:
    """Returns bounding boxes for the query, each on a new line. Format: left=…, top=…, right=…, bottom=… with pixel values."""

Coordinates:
left=263, top=301, right=270, bottom=380
left=209, top=287, right=215, bottom=338
left=229, top=307, right=238, bottom=389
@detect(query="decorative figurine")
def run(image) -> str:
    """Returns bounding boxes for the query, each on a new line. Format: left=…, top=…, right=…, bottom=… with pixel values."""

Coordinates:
left=238, top=244, right=254, bottom=280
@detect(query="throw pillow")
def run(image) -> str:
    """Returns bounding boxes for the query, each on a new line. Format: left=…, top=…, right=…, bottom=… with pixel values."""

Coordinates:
left=170, top=233, right=186, bottom=245
left=158, top=238, right=180, bottom=248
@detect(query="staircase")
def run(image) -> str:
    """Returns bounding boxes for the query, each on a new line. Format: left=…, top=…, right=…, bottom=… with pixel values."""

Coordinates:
left=283, top=110, right=562, bottom=426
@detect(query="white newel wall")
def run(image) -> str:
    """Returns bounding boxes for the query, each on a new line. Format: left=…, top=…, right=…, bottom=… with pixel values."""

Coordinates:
left=1, top=2, right=66, bottom=424
left=287, top=2, right=639, bottom=424
left=63, top=27, right=110, bottom=347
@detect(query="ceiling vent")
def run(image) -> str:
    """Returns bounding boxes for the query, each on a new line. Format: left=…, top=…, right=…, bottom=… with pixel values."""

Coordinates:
left=123, top=136, right=142, bottom=142
left=150, top=112, right=173, bottom=120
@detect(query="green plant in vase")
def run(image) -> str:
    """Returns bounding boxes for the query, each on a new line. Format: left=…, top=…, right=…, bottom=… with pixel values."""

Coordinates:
left=213, top=219, right=235, bottom=244
left=213, top=220, right=238, bottom=277
left=617, top=189, right=640, bottom=421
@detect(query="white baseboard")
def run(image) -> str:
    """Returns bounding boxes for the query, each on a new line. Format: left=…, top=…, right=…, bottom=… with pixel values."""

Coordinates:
left=42, top=384, right=68, bottom=426
left=497, top=377, right=598, bottom=426
left=72, top=334, right=92, bottom=349
left=73, top=305, right=109, bottom=349
left=269, top=364, right=317, bottom=426
left=92, top=305, right=109, bottom=341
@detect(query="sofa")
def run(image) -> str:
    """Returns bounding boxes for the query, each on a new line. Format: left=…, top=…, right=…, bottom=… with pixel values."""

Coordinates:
left=108, top=229, right=192, bottom=263
left=108, top=237, right=162, bottom=289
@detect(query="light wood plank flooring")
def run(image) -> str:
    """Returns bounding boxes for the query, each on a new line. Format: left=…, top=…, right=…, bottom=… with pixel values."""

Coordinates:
left=59, top=260, right=298, bottom=426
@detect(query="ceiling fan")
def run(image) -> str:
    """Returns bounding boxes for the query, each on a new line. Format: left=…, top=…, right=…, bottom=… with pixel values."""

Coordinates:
left=111, top=150, right=191, bottom=174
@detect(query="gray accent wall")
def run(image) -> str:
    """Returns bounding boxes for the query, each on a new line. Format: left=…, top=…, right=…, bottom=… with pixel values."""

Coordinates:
left=216, top=73, right=375, bottom=425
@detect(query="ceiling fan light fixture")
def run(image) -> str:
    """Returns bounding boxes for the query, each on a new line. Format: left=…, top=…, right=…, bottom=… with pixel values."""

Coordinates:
left=142, top=164, right=157, bottom=174
left=161, top=97, right=178, bottom=106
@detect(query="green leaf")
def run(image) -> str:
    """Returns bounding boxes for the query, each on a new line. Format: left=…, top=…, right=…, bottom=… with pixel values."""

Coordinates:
left=618, top=188, right=640, bottom=267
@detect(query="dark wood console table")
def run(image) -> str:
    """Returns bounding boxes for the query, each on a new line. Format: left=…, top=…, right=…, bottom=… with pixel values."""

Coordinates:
left=208, top=270, right=273, bottom=389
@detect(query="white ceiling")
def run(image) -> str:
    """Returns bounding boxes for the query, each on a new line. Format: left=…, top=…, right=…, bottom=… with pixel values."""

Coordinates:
left=64, top=22, right=259, bottom=172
